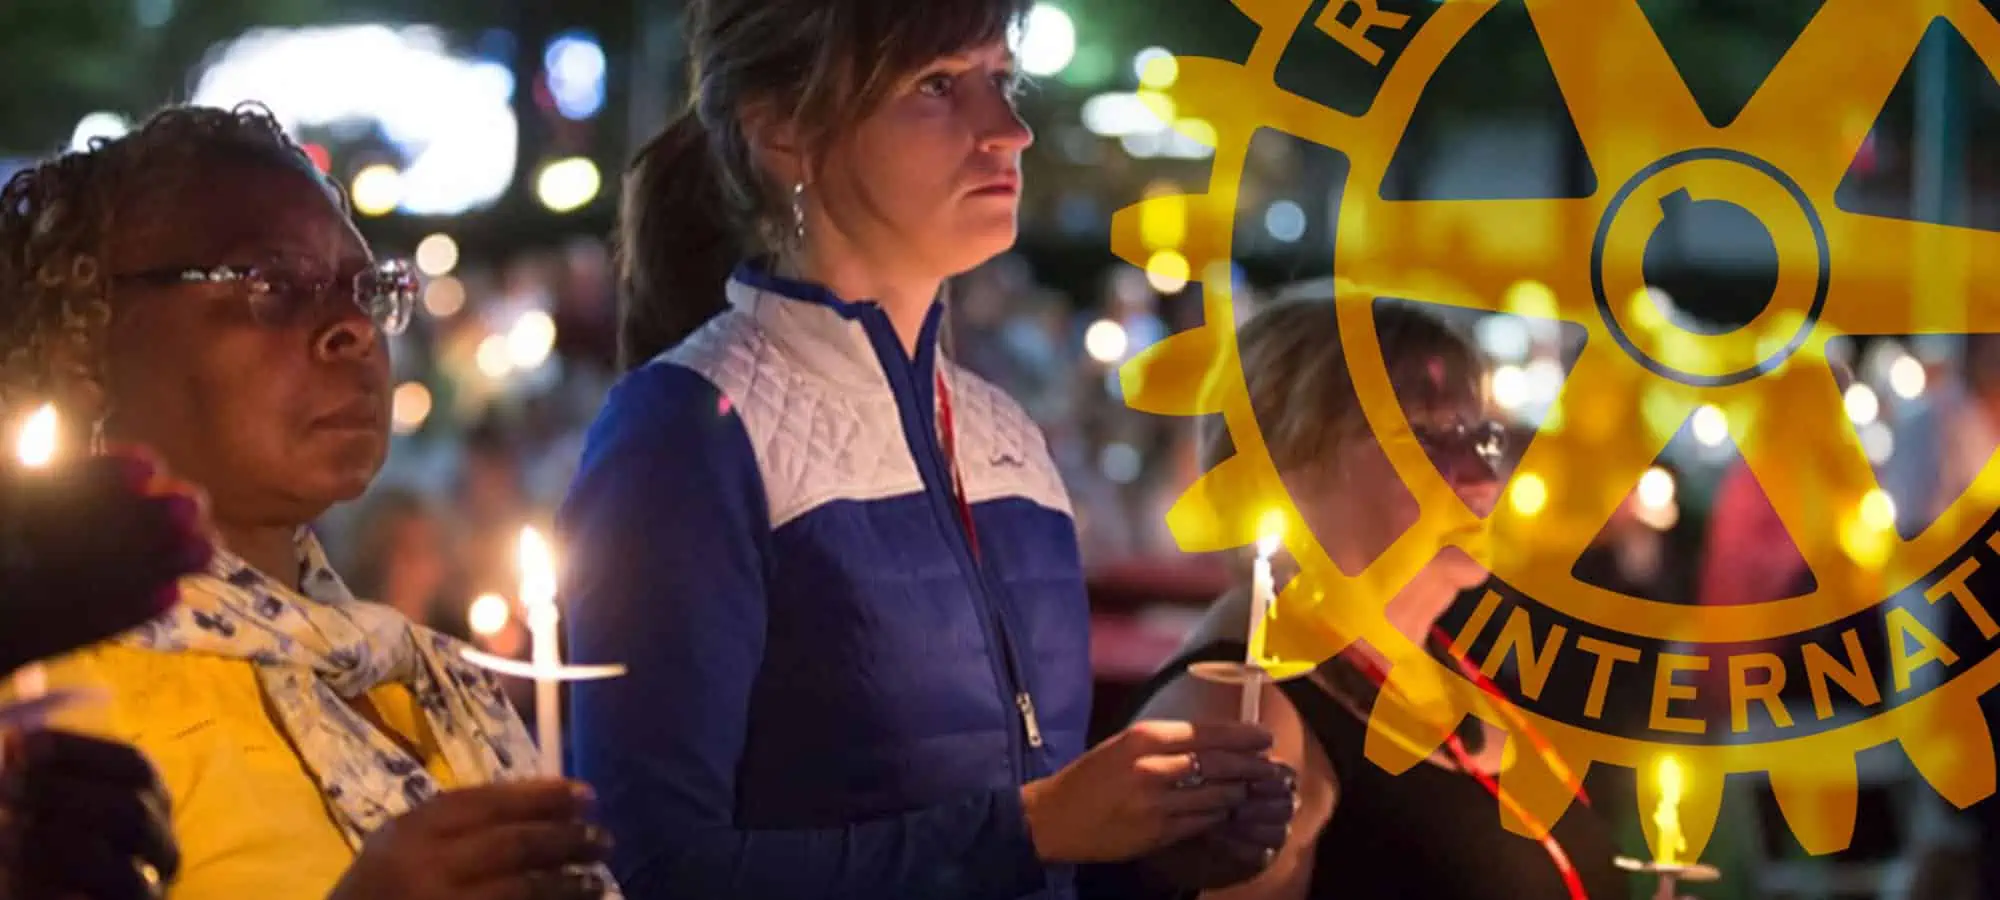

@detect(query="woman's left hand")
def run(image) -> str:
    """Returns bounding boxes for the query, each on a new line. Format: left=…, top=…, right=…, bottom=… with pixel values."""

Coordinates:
left=1141, top=763, right=1297, bottom=890
left=0, top=446, right=212, bottom=678
left=0, top=728, right=178, bottom=900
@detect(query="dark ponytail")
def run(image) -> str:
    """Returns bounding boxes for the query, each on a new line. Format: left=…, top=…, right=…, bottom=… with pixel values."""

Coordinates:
left=615, top=110, right=739, bottom=370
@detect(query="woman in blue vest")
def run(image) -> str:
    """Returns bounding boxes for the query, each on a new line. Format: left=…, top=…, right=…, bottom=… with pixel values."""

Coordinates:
left=558, top=0, right=1298, bottom=897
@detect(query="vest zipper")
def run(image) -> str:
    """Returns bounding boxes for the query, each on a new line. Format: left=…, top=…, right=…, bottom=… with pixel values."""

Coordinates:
left=863, top=307, right=1043, bottom=776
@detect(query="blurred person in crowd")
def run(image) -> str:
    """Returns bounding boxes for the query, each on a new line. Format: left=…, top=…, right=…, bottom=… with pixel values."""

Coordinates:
left=553, top=237, right=620, bottom=373
left=0, top=104, right=614, bottom=900
left=0, top=448, right=209, bottom=900
left=1071, top=269, right=1181, bottom=560
left=571, top=0, right=1294, bottom=896
left=454, top=416, right=535, bottom=597
left=1090, top=297, right=1624, bottom=900
left=344, top=488, right=464, bottom=641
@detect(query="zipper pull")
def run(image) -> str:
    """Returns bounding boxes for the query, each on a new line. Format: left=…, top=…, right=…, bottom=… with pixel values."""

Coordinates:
left=1016, top=692, right=1044, bottom=749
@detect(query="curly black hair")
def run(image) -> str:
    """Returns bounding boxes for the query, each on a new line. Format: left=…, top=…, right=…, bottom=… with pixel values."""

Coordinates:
left=0, top=103, right=337, bottom=407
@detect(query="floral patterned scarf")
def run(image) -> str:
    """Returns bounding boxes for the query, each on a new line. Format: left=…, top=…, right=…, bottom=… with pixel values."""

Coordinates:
left=120, top=530, right=545, bottom=843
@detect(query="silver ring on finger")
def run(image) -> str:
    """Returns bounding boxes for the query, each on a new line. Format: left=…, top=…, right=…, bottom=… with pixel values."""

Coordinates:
left=136, top=860, right=165, bottom=900
left=1172, top=751, right=1205, bottom=789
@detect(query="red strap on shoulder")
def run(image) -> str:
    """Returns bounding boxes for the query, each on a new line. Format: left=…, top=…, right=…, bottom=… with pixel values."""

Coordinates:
left=936, top=371, right=980, bottom=561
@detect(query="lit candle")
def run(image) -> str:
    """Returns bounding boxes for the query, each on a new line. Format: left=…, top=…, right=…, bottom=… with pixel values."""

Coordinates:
left=10, top=404, right=58, bottom=703
left=16, top=404, right=56, bottom=468
left=1653, top=755, right=1687, bottom=866
left=458, top=526, right=625, bottom=777
left=518, top=527, right=563, bottom=777
left=1241, top=512, right=1283, bottom=723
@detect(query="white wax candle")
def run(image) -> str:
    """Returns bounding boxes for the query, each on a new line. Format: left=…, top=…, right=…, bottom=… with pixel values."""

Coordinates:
left=1242, top=518, right=1282, bottom=723
left=518, top=527, right=563, bottom=777
left=530, top=606, right=562, bottom=778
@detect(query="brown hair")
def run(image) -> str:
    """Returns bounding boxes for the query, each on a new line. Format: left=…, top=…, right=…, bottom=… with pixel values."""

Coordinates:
left=1201, top=290, right=1488, bottom=475
left=616, top=0, right=1029, bottom=369
left=0, top=104, right=333, bottom=405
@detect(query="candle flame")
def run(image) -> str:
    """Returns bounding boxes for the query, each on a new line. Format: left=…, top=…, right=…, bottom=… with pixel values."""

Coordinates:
left=16, top=403, right=57, bottom=467
left=1255, top=511, right=1284, bottom=558
left=1652, top=755, right=1687, bottom=866
left=517, top=526, right=557, bottom=612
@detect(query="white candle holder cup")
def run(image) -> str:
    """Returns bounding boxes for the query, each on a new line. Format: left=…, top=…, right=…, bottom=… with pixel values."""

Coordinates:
left=459, top=647, right=627, bottom=777
left=1185, top=660, right=1276, bottom=723
left=1615, top=856, right=1721, bottom=900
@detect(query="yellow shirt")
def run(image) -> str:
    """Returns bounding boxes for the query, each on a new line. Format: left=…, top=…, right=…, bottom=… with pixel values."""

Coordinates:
left=25, top=642, right=459, bottom=900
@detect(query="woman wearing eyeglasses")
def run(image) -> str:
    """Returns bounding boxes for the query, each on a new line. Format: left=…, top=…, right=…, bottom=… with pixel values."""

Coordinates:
left=0, top=104, right=615, bottom=900
left=1093, top=297, right=1625, bottom=900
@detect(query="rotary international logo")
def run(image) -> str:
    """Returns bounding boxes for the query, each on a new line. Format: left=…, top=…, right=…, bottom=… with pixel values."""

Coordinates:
left=1115, top=0, right=2000, bottom=868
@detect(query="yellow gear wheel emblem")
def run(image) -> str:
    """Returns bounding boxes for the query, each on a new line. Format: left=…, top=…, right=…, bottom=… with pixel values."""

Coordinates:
left=1116, top=0, right=2000, bottom=866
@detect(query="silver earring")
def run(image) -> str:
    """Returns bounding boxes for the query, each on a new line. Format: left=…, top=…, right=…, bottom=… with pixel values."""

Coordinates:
left=88, top=417, right=106, bottom=456
left=791, top=182, right=807, bottom=243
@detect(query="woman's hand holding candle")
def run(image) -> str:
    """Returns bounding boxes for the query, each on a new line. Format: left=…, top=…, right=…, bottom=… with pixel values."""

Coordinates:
left=0, top=441, right=212, bottom=681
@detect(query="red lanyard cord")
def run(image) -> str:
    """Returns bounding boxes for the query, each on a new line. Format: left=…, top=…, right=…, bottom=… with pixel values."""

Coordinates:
left=936, top=371, right=980, bottom=560
left=1348, top=627, right=1592, bottom=900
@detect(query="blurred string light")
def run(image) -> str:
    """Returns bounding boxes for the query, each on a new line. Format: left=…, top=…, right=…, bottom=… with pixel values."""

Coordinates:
left=391, top=381, right=433, bottom=433
left=415, top=233, right=459, bottom=277
left=1524, top=358, right=1564, bottom=407
left=1844, top=383, right=1880, bottom=426
left=1888, top=354, right=1927, bottom=399
left=1264, top=201, right=1306, bottom=243
left=1084, top=319, right=1129, bottom=364
left=1134, top=47, right=1177, bottom=88
left=1637, top=466, right=1676, bottom=509
left=536, top=157, right=601, bottom=213
left=1081, top=86, right=1213, bottom=160
left=475, top=334, right=512, bottom=378
left=1139, top=183, right=1185, bottom=249
left=1842, top=488, right=1898, bottom=568
left=69, top=112, right=129, bottom=152
left=1861, top=421, right=1895, bottom=465
left=1015, top=4, right=1076, bottom=77
left=1635, top=465, right=1679, bottom=531
left=350, top=165, right=403, bottom=217
left=1490, top=365, right=1528, bottom=411
left=1082, top=93, right=1158, bottom=136
left=424, top=276, right=466, bottom=317
left=1860, top=489, right=1897, bottom=530
left=1144, top=251, right=1190, bottom=293
left=1510, top=472, right=1548, bottom=516
left=1691, top=404, right=1729, bottom=447
left=192, top=24, right=518, bottom=216
left=1475, top=315, right=1532, bottom=362
left=468, top=592, right=511, bottom=637
left=1503, top=280, right=1558, bottom=320
left=507, top=310, right=558, bottom=369
left=543, top=31, right=606, bottom=120
left=1099, top=442, right=1142, bottom=485
left=1625, top=286, right=1672, bottom=333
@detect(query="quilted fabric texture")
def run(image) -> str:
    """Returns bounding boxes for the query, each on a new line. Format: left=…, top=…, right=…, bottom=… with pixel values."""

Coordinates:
left=675, top=284, right=1071, bottom=530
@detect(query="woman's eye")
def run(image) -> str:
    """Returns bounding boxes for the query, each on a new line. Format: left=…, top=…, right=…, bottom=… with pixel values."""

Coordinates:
left=918, top=73, right=954, bottom=97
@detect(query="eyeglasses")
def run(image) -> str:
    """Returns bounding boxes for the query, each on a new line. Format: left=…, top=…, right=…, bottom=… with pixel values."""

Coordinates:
left=1407, top=419, right=1509, bottom=474
left=115, top=258, right=417, bottom=336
